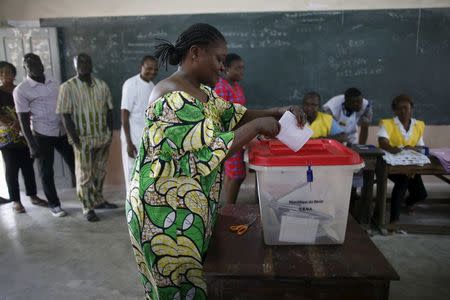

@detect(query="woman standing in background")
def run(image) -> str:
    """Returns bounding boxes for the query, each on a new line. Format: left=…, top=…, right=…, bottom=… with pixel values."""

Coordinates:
left=0, top=61, right=47, bottom=213
left=214, top=53, right=247, bottom=204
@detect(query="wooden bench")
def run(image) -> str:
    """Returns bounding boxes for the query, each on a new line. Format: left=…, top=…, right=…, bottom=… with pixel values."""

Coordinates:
left=205, top=204, right=399, bottom=300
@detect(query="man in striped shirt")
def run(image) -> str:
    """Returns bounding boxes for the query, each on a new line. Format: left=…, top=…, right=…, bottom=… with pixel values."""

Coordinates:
left=57, top=53, right=117, bottom=222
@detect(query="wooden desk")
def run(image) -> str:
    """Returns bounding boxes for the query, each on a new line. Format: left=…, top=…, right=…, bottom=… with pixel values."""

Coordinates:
left=205, top=204, right=399, bottom=300
left=374, top=156, right=449, bottom=233
left=350, top=145, right=385, bottom=227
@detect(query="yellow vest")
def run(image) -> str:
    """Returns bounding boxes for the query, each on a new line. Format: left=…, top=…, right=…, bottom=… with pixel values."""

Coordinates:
left=379, top=118, right=425, bottom=147
left=310, top=111, right=333, bottom=138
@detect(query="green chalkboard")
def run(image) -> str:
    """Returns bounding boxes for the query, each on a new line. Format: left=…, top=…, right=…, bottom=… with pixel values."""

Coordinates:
left=42, top=8, right=450, bottom=128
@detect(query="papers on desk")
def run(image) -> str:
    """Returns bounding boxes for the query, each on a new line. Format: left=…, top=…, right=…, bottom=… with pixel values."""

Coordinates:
left=430, top=147, right=450, bottom=172
left=276, top=111, right=313, bottom=152
left=382, top=149, right=431, bottom=166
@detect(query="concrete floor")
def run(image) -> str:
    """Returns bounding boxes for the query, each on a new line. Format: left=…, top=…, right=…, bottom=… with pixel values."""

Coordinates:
left=1, top=179, right=450, bottom=300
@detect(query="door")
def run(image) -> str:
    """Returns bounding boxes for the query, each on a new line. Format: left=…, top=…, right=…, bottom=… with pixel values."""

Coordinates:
left=0, top=27, right=72, bottom=198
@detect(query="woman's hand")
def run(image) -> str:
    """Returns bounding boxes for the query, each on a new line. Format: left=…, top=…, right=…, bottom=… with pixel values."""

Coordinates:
left=11, top=120, right=21, bottom=132
left=127, top=141, right=138, bottom=158
left=389, top=147, right=403, bottom=154
left=404, top=145, right=420, bottom=152
left=277, top=105, right=306, bottom=128
left=254, top=117, right=281, bottom=138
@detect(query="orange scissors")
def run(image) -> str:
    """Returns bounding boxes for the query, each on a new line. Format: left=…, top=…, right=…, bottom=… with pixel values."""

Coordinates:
left=229, top=216, right=258, bottom=236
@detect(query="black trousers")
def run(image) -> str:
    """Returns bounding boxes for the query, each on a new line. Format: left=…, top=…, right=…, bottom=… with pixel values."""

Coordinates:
left=388, top=174, right=428, bottom=222
left=34, top=133, right=75, bottom=208
left=1, top=145, right=37, bottom=203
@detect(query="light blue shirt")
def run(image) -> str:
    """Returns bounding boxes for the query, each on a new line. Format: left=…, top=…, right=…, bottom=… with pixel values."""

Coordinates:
left=330, top=119, right=344, bottom=136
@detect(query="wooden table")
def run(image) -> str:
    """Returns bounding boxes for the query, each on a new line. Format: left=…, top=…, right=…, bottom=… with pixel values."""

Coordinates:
left=205, top=204, right=399, bottom=300
left=350, top=145, right=385, bottom=228
left=374, top=156, right=449, bottom=233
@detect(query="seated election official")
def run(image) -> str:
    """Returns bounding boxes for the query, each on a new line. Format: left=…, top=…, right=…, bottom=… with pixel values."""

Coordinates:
left=377, top=94, right=428, bottom=223
left=302, top=91, right=346, bottom=142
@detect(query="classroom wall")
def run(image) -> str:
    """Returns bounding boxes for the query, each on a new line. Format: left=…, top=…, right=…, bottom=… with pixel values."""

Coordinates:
left=1, top=0, right=449, bottom=186
left=1, top=0, right=450, bottom=20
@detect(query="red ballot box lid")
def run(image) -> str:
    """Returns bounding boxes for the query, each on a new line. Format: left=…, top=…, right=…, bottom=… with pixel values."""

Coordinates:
left=247, top=139, right=363, bottom=167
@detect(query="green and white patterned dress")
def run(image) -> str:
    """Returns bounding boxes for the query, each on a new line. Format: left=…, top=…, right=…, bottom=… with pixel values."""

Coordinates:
left=126, top=85, right=246, bottom=300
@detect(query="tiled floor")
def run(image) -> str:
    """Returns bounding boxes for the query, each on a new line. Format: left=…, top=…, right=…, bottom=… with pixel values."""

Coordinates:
left=0, top=178, right=449, bottom=300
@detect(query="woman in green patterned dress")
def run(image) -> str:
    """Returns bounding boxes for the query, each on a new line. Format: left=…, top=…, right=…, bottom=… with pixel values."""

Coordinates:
left=126, top=23, right=305, bottom=300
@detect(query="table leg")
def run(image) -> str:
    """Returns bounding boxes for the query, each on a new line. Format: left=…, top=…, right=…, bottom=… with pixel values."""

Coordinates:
left=360, top=170, right=375, bottom=227
left=375, top=158, right=389, bottom=235
left=255, top=173, right=259, bottom=203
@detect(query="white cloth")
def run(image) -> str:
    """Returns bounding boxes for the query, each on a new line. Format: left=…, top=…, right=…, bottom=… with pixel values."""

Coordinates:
left=120, top=74, right=155, bottom=192
left=323, top=94, right=371, bottom=144
left=13, top=75, right=65, bottom=136
left=376, top=117, right=425, bottom=146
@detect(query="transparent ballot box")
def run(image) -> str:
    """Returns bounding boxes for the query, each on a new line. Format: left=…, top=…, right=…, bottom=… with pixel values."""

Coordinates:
left=247, top=139, right=364, bottom=245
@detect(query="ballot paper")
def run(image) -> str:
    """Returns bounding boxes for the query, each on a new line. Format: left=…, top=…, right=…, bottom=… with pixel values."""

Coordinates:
left=279, top=215, right=319, bottom=243
left=276, top=111, right=313, bottom=152
left=382, top=149, right=431, bottom=166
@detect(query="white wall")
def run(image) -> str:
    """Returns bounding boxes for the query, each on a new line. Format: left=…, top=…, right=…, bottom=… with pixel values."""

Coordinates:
left=1, top=0, right=449, bottom=186
left=1, top=0, right=450, bottom=20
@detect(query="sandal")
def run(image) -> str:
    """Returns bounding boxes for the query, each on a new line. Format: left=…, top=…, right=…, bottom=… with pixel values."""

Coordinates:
left=30, top=196, right=48, bottom=207
left=407, top=206, right=416, bottom=215
left=85, top=210, right=100, bottom=222
left=13, top=202, right=26, bottom=213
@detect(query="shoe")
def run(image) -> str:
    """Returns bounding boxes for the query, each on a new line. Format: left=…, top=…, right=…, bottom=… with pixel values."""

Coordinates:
left=49, top=206, right=67, bottom=217
left=406, top=205, right=416, bottom=215
left=0, top=197, right=11, bottom=205
left=85, top=210, right=100, bottom=222
left=94, top=201, right=118, bottom=209
left=30, top=196, right=48, bottom=207
left=13, top=202, right=26, bottom=213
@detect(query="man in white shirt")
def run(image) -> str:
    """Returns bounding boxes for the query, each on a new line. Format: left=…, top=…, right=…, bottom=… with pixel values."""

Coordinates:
left=121, top=56, right=158, bottom=193
left=14, top=53, right=75, bottom=217
left=323, top=88, right=373, bottom=145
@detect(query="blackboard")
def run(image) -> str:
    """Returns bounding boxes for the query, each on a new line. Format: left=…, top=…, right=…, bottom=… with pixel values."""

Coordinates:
left=41, top=8, right=450, bottom=128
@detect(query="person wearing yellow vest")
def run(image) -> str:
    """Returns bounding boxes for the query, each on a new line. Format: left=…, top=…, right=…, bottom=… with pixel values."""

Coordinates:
left=303, top=92, right=346, bottom=142
left=377, top=94, right=428, bottom=223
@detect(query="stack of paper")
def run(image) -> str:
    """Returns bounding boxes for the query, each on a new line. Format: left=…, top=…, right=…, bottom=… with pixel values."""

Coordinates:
left=430, top=147, right=450, bottom=172
left=382, top=149, right=431, bottom=166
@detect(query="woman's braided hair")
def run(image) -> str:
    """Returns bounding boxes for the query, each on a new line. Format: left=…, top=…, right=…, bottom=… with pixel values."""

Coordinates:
left=154, top=23, right=226, bottom=69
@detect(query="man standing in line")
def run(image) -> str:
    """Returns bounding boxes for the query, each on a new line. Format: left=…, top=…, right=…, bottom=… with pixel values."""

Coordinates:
left=121, top=56, right=158, bottom=194
left=57, top=53, right=117, bottom=222
left=14, top=53, right=75, bottom=217
left=323, top=87, right=373, bottom=145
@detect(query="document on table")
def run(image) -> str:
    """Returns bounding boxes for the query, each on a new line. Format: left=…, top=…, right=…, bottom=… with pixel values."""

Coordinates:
left=382, top=149, right=431, bottom=166
left=276, top=111, right=313, bottom=152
